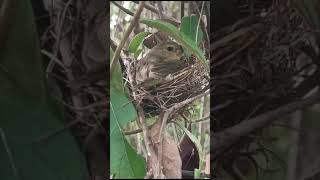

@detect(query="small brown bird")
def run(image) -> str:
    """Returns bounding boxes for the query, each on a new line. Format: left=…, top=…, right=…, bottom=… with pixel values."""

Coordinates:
left=135, top=41, right=185, bottom=88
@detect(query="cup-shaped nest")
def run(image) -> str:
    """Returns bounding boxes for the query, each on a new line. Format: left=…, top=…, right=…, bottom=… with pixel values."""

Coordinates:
left=133, top=61, right=209, bottom=117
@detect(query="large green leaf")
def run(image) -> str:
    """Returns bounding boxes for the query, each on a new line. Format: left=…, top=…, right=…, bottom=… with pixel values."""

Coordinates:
left=110, top=86, right=146, bottom=178
left=0, top=0, right=47, bottom=106
left=110, top=47, right=126, bottom=94
left=0, top=95, right=88, bottom=180
left=180, top=15, right=203, bottom=45
left=0, top=0, right=89, bottom=179
left=140, top=19, right=209, bottom=70
left=110, top=46, right=146, bottom=178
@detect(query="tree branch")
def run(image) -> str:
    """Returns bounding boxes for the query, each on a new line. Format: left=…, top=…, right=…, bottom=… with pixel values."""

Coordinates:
left=144, top=3, right=159, bottom=14
left=110, top=2, right=145, bottom=79
left=132, top=1, right=159, bottom=14
left=157, top=91, right=210, bottom=176
left=213, top=92, right=320, bottom=156
left=111, top=1, right=134, bottom=16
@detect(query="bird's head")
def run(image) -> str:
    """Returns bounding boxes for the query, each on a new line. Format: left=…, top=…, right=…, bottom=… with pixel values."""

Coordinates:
left=150, top=41, right=184, bottom=61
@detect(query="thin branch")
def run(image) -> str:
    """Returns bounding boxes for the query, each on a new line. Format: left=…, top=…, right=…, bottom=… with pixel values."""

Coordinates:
left=111, top=1, right=134, bottom=16
left=53, top=95, right=106, bottom=112
left=158, top=91, right=210, bottom=144
left=123, top=124, right=153, bottom=135
left=41, top=49, right=68, bottom=70
left=157, top=110, right=169, bottom=175
left=181, top=1, right=184, bottom=18
left=144, top=3, right=159, bottom=14
left=191, top=115, right=210, bottom=123
left=157, top=91, right=210, bottom=176
left=123, top=115, right=209, bottom=135
left=46, top=0, right=72, bottom=77
left=137, top=105, right=153, bottom=157
left=158, top=90, right=210, bottom=143
left=110, top=2, right=145, bottom=79
left=132, top=1, right=159, bottom=14
left=156, top=1, right=164, bottom=18
left=213, top=92, right=320, bottom=156
left=124, top=128, right=143, bottom=135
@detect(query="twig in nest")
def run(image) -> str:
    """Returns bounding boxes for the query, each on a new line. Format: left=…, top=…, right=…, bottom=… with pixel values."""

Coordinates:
left=46, top=0, right=72, bottom=77
left=41, top=49, right=68, bottom=71
left=53, top=96, right=106, bottom=112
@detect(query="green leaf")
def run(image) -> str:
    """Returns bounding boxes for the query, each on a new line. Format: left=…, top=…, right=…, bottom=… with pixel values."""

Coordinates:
left=110, top=47, right=127, bottom=95
left=134, top=49, right=143, bottom=59
left=140, top=18, right=209, bottom=70
left=0, top=95, right=89, bottom=180
left=180, top=15, right=203, bottom=45
left=194, top=168, right=201, bottom=179
left=176, top=123, right=203, bottom=163
left=0, top=0, right=47, bottom=106
left=128, top=32, right=151, bottom=54
left=0, top=1, right=89, bottom=179
left=110, top=86, right=146, bottom=178
left=110, top=44, right=146, bottom=178
left=0, top=0, right=89, bottom=180
left=302, top=0, right=320, bottom=29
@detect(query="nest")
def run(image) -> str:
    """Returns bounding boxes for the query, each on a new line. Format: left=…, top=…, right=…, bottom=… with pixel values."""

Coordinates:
left=212, top=0, right=320, bottom=177
left=128, top=60, right=209, bottom=117
left=212, top=1, right=315, bottom=130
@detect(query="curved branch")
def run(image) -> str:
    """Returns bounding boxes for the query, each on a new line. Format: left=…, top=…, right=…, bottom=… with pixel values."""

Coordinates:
left=213, top=92, right=320, bottom=156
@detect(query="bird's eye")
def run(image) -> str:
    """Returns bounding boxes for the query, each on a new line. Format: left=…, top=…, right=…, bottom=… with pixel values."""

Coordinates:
left=167, top=46, right=175, bottom=52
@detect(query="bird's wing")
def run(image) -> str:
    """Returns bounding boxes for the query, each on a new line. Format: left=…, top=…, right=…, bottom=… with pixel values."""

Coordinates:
left=136, top=57, right=151, bottom=83
left=152, top=60, right=185, bottom=75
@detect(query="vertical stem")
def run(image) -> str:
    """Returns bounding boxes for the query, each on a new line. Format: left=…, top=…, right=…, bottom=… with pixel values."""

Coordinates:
left=110, top=1, right=145, bottom=78
left=181, top=1, right=184, bottom=18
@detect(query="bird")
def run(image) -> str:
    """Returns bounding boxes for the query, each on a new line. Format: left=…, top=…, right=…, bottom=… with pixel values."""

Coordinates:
left=135, top=40, right=185, bottom=88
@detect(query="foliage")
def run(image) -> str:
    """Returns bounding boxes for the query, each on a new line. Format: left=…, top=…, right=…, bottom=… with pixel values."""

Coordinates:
left=0, top=95, right=88, bottom=180
left=292, top=0, right=320, bottom=28
left=110, top=48, right=146, bottom=178
left=180, top=15, right=204, bottom=46
left=128, top=31, right=151, bottom=58
left=110, top=2, right=210, bottom=178
left=0, top=0, right=88, bottom=179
